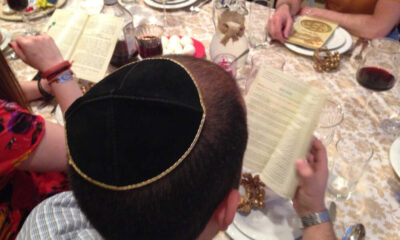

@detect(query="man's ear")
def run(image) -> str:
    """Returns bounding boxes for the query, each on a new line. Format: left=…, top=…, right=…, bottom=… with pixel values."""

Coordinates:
left=212, top=189, right=240, bottom=230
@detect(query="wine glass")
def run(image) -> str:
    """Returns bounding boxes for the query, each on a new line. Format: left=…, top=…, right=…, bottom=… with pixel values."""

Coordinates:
left=247, top=0, right=271, bottom=49
left=8, top=0, right=38, bottom=35
left=355, top=38, right=400, bottom=134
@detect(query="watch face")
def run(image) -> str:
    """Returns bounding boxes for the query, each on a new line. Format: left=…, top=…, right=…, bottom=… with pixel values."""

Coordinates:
left=59, top=71, right=73, bottom=82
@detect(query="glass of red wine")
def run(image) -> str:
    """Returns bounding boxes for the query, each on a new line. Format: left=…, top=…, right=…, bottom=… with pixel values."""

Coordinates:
left=8, top=0, right=37, bottom=35
left=356, top=38, right=400, bottom=133
left=135, top=24, right=164, bottom=59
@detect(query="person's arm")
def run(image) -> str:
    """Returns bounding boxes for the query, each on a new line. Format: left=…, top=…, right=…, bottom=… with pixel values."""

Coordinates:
left=8, top=34, right=83, bottom=172
left=292, top=138, right=336, bottom=240
left=10, top=34, right=82, bottom=113
left=19, top=80, right=52, bottom=102
left=268, top=0, right=303, bottom=42
left=300, top=0, right=400, bottom=39
left=17, top=120, right=68, bottom=172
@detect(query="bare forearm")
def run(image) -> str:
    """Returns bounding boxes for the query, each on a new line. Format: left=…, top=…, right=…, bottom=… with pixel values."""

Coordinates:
left=302, top=222, right=336, bottom=240
left=51, top=80, right=83, bottom=113
left=276, top=0, right=303, bottom=16
left=308, top=0, right=400, bottom=39
left=311, top=9, right=390, bottom=39
left=20, top=81, right=42, bottom=101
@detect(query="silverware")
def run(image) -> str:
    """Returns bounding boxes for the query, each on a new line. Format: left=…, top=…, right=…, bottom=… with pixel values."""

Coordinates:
left=189, top=0, right=211, bottom=13
left=354, top=39, right=369, bottom=61
left=342, top=224, right=366, bottom=240
left=230, top=48, right=250, bottom=66
left=229, top=42, right=267, bottom=66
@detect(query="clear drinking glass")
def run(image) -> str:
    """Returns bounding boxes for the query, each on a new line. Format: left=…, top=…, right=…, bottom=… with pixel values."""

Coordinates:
left=247, top=0, right=271, bottom=48
left=135, top=24, right=164, bottom=58
left=328, top=138, right=374, bottom=200
left=314, top=100, right=344, bottom=146
left=212, top=53, right=237, bottom=77
left=244, top=48, right=285, bottom=94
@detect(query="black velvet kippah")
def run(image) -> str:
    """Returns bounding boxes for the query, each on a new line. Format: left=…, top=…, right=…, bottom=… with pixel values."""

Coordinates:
left=65, top=58, right=205, bottom=190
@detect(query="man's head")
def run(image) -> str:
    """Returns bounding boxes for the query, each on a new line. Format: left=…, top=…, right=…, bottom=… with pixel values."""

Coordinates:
left=66, top=56, right=247, bottom=240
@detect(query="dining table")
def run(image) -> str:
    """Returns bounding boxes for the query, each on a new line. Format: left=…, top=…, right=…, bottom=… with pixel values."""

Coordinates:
left=1, top=0, right=400, bottom=239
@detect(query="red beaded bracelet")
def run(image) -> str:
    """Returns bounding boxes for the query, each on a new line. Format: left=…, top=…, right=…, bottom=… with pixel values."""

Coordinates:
left=42, top=61, right=72, bottom=79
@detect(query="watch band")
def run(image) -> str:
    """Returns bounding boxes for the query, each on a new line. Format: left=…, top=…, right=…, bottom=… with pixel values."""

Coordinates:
left=301, top=209, right=330, bottom=228
left=37, top=77, right=54, bottom=101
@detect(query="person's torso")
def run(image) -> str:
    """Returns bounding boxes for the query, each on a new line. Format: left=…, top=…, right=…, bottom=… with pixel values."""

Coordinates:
left=325, top=0, right=378, bottom=14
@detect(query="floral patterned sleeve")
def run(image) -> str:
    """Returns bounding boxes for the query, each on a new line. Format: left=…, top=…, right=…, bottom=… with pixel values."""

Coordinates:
left=0, top=99, right=45, bottom=177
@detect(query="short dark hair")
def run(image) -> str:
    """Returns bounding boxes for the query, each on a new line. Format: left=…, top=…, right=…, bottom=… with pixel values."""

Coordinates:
left=69, top=55, right=248, bottom=240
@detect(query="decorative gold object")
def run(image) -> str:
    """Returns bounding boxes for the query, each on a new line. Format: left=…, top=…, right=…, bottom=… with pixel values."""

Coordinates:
left=313, top=47, right=340, bottom=72
left=237, top=172, right=266, bottom=214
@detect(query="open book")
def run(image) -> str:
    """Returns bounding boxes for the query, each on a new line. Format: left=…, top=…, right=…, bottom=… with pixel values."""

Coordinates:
left=43, top=9, right=124, bottom=82
left=286, top=16, right=338, bottom=49
left=243, top=66, right=327, bottom=199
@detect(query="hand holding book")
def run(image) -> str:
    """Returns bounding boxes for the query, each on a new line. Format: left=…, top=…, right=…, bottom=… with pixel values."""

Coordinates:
left=243, top=66, right=327, bottom=199
left=292, top=137, right=328, bottom=217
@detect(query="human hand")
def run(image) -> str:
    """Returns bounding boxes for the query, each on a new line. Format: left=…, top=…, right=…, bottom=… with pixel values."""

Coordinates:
left=292, top=137, right=328, bottom=216
left=9, top=33, right=64, bottom=72
left=268, top=4, right=294, bottom=43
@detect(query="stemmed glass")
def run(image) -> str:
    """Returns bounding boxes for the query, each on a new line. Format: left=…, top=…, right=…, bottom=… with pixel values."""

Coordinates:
left=7, top=0, right=39, bottom=60
left=8, top=0, right=38, bottom=35
left=355, top=38, right=400, bottom=134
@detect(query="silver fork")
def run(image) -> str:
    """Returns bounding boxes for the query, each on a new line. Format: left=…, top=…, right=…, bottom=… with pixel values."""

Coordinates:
left=189, top=0, right=212, bottom=14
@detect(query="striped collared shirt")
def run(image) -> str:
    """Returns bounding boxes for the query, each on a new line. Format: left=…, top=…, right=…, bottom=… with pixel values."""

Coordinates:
left=17, top=191, right=103, bottom=240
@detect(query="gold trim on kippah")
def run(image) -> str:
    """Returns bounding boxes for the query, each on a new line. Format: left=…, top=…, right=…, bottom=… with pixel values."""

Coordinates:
left=67, top=57, right=206, bottom=191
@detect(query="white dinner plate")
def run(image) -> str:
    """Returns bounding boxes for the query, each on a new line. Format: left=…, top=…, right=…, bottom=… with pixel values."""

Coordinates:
left=226, top=223, right=253, bottom=240
left=55, top=104, right=64, bottom=126
left=390, top=136, right=400, bottom=177
left=324, top=28, right=346, bottom=50
left=152, top=0, right=189, bottom=5
left=284, top=27, right=352, bottom=56
left=144, top=0, right=197, bottom=9
left=233, top=190, right=302, bottom=240
left=0, top=28, right=12, bottom=51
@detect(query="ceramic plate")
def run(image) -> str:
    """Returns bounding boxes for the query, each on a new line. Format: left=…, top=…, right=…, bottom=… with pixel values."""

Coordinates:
left=164, top=36, right=205, bottom=58
left=233, top=194, right=302, bottom=240
left=144, top=0, right=197, bottom=9
left=0, top=28, right=11, bottom=51
left=151, top=0, right=189, bottom=5
left=284, top=27, right=352, bottom=56
left=324, top=28, right=346, bottom=50
left=0, top=0, right=67, bottom=22
left=226, top=223, right=252, bottom=240
left=390, top=136, right=400, bottom=177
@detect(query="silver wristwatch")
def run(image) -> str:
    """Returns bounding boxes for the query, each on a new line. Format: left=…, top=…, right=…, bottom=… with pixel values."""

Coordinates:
left=300, top=209, right=330, bottom=228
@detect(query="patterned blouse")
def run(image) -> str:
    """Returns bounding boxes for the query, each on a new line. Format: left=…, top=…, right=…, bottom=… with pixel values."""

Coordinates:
left=0, top=99, right=69, bottom=240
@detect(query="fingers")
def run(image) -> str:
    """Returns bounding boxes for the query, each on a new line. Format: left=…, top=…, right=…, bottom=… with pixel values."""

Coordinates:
left=310, top=137, right=328, bottom=177
left=295, top=159, right=314, bottom=186
left=268, top=18, right=285, bottom=42
left=9, top=41, right=27, bottom=62
left=283, top=17, right=293, bottom=39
